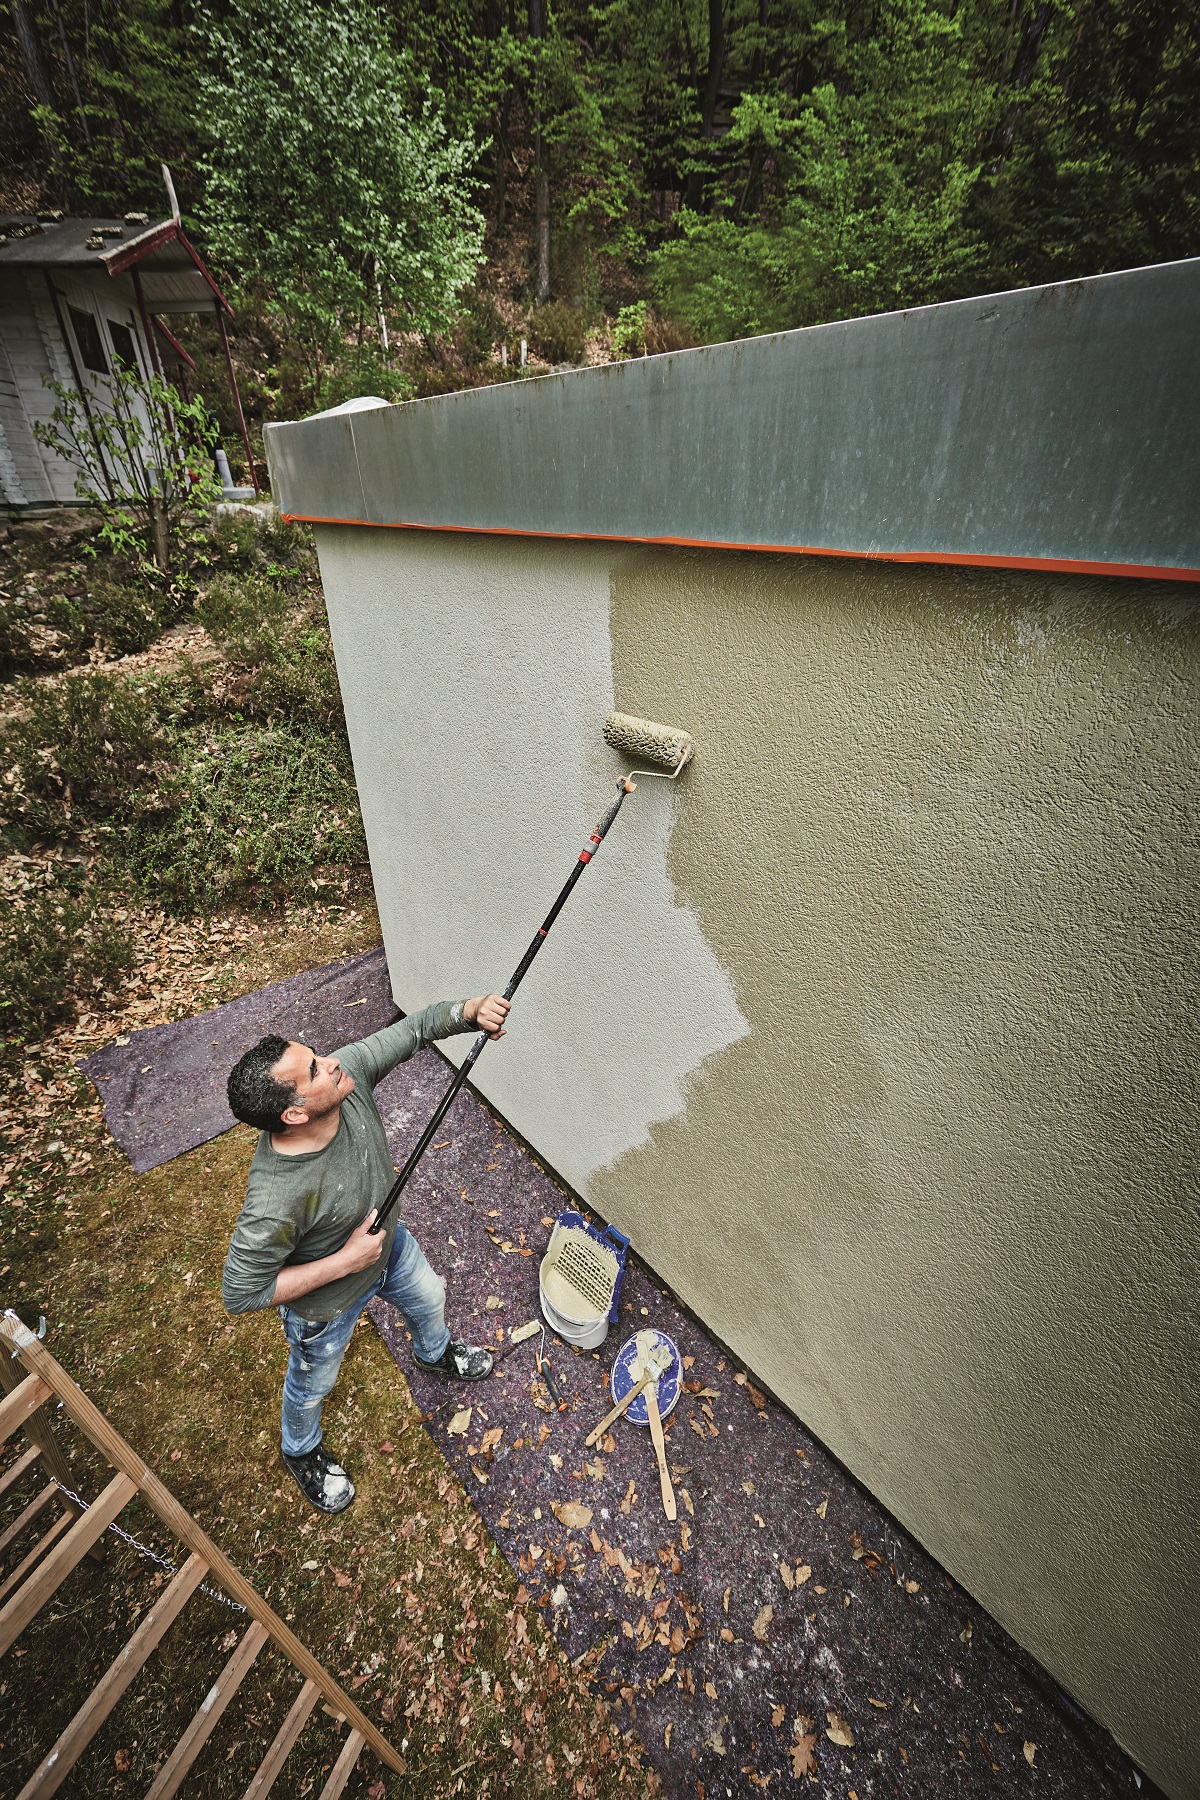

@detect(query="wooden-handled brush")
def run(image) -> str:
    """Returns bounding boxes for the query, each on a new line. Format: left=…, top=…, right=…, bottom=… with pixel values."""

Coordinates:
left=585, top=1345, right=672, bottom=1446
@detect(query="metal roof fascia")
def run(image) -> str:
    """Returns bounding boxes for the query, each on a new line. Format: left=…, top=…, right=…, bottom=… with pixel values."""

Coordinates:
left=267, top=258, right=1200, bottom=581
left=103, top=223, right=234, bottom=316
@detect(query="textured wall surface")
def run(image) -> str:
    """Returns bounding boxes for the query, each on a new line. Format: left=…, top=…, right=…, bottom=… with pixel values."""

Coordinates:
left=314, top=523, right=1199, bottom=1798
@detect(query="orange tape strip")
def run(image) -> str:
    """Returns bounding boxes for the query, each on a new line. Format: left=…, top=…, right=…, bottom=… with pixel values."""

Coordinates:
left=279, top=514, right=1200, bottom=584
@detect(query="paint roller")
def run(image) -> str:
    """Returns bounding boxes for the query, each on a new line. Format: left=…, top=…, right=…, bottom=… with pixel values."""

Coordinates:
left=368, top=711, right=694, bottom=1236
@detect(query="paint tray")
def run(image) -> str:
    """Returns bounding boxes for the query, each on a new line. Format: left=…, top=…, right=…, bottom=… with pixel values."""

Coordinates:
left=541, top=1210, right=630, bottom=1326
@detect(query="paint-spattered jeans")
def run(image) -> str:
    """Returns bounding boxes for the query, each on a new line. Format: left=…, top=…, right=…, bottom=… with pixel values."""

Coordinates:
left=278, top=1222, right=449, bottom=1458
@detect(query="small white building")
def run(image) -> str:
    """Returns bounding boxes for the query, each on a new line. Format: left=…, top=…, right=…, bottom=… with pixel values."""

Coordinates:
left=0, top=211, right=256, bottom=509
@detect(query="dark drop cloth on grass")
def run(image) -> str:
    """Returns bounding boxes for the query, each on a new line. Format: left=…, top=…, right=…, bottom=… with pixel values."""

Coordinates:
left=77, top=946, right=397, bottom=1172
left=77, top=950, right=1155, bottom=1798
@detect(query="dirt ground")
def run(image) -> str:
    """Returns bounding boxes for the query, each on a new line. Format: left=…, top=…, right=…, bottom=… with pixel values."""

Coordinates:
left=0, top=900, right=657, bottom=1798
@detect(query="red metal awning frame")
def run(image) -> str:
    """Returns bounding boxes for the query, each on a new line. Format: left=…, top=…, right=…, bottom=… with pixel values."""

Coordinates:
left=103, top=221, right=257, bottom=492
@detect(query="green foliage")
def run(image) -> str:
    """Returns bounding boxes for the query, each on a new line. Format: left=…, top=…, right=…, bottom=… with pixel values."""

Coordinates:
left=195, top=0, right=486, bottom=385
left=31, top=367, right=221, bottom=570
left=526, top=302, right=587, bottom=365
left=135, top=726, right=366, bottom=910
left=197, top=572, right=345, bottom=732
left=25, top=0, right=197, bottom=214
left=0, top=672, right=171, bottom=846
left=0, top=868, right=133, bottom=1043
left=611, top=302, right=650, bottom=358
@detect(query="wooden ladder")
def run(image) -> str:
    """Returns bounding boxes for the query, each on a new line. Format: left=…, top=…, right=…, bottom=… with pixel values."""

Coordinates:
left=0, top=1311, right=404, bottom=1797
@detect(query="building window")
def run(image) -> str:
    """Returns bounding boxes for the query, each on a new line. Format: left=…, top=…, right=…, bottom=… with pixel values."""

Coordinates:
left=108, top=319, right=140, bottom=373
left=68, top=304, right=109, bottom=375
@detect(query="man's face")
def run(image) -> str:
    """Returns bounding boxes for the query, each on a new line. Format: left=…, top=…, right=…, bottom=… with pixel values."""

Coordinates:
left=272, top=1041, right=355, bottom=1127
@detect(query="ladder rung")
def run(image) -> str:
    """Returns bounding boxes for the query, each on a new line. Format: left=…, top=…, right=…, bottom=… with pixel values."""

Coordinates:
left=144, top=1619, right=270, bottom=1800
left=0, top=1512, right=74, bottom=1607
left=0, top=1444, right=42, bottom=1501
left=317, top=1729, right=366, bottom=1800
left=242, top=1678, right=319, bottom=1798
left=0, top=1483, right=57, bottom=1557
left=0, top=1377, right=52, bottom=1445
left=15, top=1553, right=208, bottom=1798
left=0, top=1471, right=137, bottom=1656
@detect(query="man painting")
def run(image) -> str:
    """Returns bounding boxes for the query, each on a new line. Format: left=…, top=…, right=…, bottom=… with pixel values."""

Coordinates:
left=223, top=992, right=509, bottom=1512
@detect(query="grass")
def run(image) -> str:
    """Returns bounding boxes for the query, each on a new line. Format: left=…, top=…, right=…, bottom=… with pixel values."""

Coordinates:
left=0, top=907, right=655, bottom=1798
left=0, top=509, right=655, bottom=1794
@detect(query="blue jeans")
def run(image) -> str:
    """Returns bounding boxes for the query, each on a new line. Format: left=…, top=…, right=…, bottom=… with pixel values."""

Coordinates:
left=278, top=1222, right=449, bottom=1458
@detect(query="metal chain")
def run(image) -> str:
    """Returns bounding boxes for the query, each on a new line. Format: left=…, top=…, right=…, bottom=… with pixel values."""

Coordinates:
left=49, top=1478, right=246, bottom=1612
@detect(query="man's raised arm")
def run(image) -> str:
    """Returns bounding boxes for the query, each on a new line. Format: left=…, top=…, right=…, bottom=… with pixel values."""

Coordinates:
left=341, top=994, right=510, bottom=1089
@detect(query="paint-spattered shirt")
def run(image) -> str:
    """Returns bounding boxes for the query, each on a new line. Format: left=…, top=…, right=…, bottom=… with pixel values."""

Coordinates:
left=221, top=1005, right=474, bottom=1323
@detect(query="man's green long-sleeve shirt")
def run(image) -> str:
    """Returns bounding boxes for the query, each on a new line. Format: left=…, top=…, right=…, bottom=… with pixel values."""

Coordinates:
left=221, top=1003, right=475, bottom=1323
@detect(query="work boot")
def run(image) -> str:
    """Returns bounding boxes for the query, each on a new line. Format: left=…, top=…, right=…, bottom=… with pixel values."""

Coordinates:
left=412, top=1339, right=493, bottom=1381
left=283, top=1442, right=355, bottom=1514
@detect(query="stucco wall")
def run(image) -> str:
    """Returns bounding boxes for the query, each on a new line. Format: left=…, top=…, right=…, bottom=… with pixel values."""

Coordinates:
left=314, top=522, right=1199, bottom=1797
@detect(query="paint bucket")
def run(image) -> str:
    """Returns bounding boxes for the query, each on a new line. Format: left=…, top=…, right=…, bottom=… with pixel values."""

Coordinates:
left=539, top=1217, right=622, bottom=1350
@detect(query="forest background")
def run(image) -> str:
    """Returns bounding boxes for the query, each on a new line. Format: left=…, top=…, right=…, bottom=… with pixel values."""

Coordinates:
left=3, top=0, right=1198, bottom=461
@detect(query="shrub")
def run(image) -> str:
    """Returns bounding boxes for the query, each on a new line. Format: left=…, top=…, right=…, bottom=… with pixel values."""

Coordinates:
left=86, top=562, right=191, bottom=657
left=134, top=725, right=366, bottom=910
left=455, top=288, right=506, bottom=364
left=196, top=573, right=345, bottom=731
left=0, top=872, right=133, bottom=1042
left=527, top=301, right=587, bottom=366
left=0, top=673, right=172, bottom=845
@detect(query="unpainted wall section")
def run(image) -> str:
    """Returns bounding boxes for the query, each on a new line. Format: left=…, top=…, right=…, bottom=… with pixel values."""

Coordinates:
left=313, top=524, right=1199, bottom=1798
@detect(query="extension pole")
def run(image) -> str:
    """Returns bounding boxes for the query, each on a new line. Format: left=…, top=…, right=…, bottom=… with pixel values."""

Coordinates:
left=369, top=779, right=634, bottom=1236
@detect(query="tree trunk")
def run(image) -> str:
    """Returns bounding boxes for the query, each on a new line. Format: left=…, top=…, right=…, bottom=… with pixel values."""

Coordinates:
left=988, top=1, right=1053, bottom=164
left=535, top=149, right=550, bottom=304
left=9, top=0, right=66, bottom=185
left=148, top=495, right=170, bottom=572
left=528, top=0, right=550, bottom=304
left=685, top=0, right=726, bottom=209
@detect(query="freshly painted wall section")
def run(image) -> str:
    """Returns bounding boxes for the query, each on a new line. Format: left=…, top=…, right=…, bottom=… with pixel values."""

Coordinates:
left=311, top=522, right=1198, bottom=1798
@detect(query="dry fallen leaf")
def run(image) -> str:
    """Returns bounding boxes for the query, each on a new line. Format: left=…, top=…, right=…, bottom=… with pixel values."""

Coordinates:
left=780, top=1561, right=794, bottom=1590
left=706, top=1724, right=727, bottom=1755
left=705, top=1680, right=718, bottom=1700
left=485, top=1295, right=504, bottom=1310
left=448, top=1407, right=472, bottom=1437
left=480, top=1426, right=503, bottom=1453
left=790, top=1733, right=818, bottom=1778
left=114, top=1750, right=131, bottom=1773
left=752, top=1604, right=774, bottom=1641
left=825, top=1712, right=855, bottom=1748
left=771, top=1704, right=786, bottom=1728
left=904, top=1579, right=920, bottom=1593
left=867, top=1696, right=888, bottom=1709
left=796, top=1564, right=812, bottom=1585
left=553, top=1501, right=594, bottom=1529
left=1023, top=1742, right=1037, bottom=1767
left=815, top=1499, right=828, bottom=1519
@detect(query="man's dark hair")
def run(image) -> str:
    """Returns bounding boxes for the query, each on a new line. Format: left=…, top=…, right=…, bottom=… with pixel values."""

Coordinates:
left=227, top=1034, right=296, bottom=1133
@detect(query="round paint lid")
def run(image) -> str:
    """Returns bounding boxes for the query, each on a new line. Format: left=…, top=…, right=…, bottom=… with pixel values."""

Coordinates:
left=610, top=1328, right=682, bottom=1426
